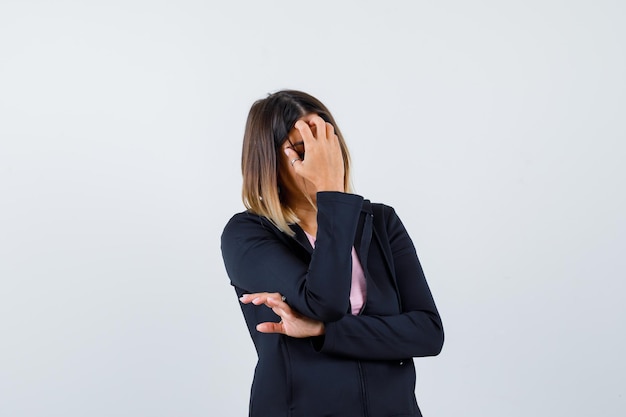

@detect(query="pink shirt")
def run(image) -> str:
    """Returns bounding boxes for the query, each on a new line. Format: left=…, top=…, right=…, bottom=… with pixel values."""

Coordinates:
left=304, top=231, right=367, bottom=315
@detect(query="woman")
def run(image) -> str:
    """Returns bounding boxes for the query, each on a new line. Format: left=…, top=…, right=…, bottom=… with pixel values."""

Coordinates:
left=221, top=90, right=443, bottom=417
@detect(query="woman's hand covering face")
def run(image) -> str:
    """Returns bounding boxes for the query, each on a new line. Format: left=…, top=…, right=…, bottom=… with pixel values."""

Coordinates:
left=283, top=115, right=345, bottom=193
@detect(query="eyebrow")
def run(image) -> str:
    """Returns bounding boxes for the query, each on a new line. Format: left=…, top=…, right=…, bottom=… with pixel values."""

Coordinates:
left=285, top=140, right=304, bottom=148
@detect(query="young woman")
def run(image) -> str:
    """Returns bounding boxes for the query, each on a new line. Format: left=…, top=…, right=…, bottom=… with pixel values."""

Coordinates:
left=221, top=90, right=444, bottom=417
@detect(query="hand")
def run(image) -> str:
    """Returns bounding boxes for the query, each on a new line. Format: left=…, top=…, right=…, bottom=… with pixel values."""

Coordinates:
left=240, top=292, right=325, bottom=338
left=284, top=115, right=345, bottom=193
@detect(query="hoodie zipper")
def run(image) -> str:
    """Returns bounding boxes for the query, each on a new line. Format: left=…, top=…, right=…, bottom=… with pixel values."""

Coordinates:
left=357, top=361, right=369, bottom=417
left=356, top=212, right=373, bottom=315
left=356, top=212, right=373, bottom=416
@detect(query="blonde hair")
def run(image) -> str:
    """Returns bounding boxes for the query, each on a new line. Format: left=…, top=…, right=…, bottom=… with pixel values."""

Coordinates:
left=241, top=90, right=352, bottom=236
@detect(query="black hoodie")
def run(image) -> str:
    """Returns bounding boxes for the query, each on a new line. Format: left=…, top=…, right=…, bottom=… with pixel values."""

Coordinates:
left=221, top=192, right=444, bottom=417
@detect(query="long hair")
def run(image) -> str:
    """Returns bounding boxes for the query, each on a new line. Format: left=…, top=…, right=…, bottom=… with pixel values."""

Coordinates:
left=241, top=90, right=352, bottom=236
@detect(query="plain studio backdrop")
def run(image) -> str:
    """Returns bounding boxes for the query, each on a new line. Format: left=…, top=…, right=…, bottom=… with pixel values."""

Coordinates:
left=1, top=1, right=624, bottom=416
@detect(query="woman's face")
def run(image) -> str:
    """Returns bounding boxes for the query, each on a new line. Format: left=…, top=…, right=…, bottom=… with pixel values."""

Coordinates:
left=277, top=113, right=319, bottom=202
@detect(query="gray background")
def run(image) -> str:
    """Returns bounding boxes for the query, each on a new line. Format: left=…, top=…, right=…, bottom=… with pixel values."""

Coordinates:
left=1, top=1, right=624, bottom=416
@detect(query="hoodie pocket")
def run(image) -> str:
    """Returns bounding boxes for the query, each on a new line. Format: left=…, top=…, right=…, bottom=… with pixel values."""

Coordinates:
left=286, top=339, right=363, bottom=417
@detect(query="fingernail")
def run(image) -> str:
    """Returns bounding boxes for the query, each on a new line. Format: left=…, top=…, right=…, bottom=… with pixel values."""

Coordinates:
left=284, top=148, right=290, bottom=155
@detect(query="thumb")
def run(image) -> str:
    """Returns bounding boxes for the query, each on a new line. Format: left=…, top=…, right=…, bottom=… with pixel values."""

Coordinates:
left=256, top=321, right=284, bottom=334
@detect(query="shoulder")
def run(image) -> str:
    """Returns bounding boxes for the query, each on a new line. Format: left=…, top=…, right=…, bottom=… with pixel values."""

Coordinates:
left=367, top=200, right=400, bottom=222
left=366, top=200, right=412, bottom=242
left=221, top=210, right=290, bottom=251
left=222, top=210, right=276, bottom=239
left=369, top=201, right=394, bottom=212
left=223, top=210, right=268, bottom=230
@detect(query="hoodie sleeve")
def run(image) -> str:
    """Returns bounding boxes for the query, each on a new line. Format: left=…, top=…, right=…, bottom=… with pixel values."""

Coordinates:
left=221, top=192, right=364, bottom=322
left=314, top=205, right=444, bottom=359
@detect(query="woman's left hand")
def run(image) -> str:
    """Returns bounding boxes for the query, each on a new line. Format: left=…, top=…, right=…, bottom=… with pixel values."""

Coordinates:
left=240, top=292, right=325, bottom=338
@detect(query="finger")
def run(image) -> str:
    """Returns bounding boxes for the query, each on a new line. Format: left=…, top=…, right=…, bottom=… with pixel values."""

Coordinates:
left=256, top=321, right=284, bottom=334
left=294, top=120, right=316, bottom=147
left=239, top=292, right=267, bottom=304
left=266, top=295, right=287, bottom=306
left=252, top=294, right=279, bottom=306
left=309, top=116, right=327, bottom=140
left=325, top=122, right=336, bottom=143
left=241, top=292, right=275, bottom=299
left=240, top=292, right=280, bottom=305
left=239, top=293, right=256, bottom=304
left=266, top=297, right=294, bottom=320
left=284, top=148, right=303, bottom=169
